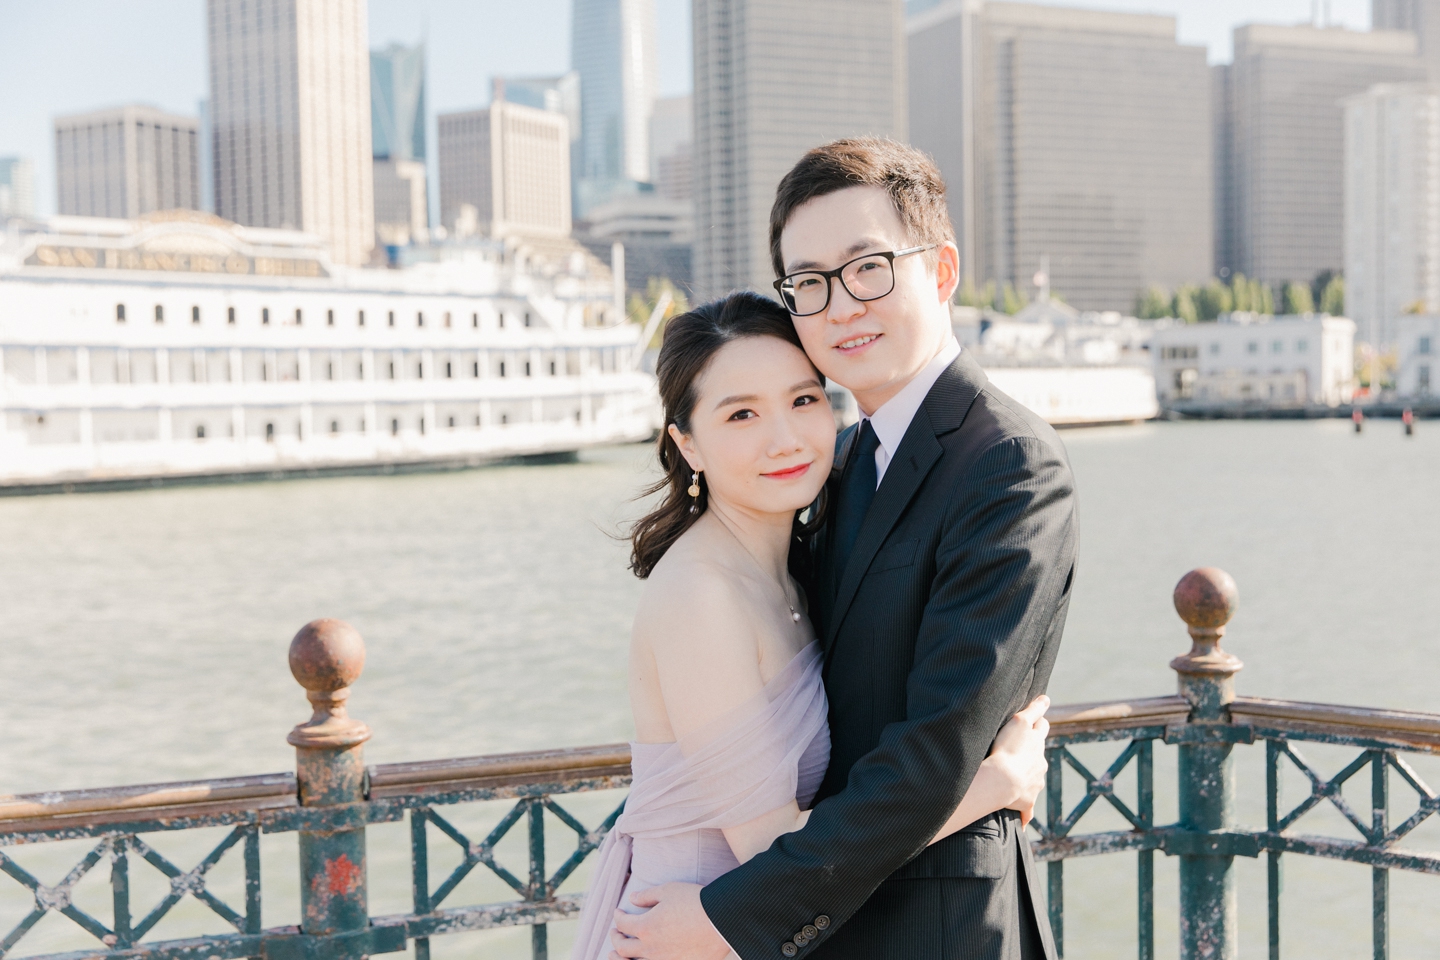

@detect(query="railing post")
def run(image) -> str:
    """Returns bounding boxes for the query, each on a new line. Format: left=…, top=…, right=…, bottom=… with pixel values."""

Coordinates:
left=288, top=619, right=372, bottom=950
left=1170, top=568, right=1242, bottom=960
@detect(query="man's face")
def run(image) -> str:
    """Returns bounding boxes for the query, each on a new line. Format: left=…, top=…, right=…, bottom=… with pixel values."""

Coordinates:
left=778, top=185, right=959, bottom=414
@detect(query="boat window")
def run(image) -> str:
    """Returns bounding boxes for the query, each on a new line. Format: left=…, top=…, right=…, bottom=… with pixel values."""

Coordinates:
left=155, top=305, right=164, bottom=323
left=116, top=303, right=126, bottom=323
left=263, top=308, right=270, bottom=325
left=358, top=309, right=365, bottom=327
left=295, top=308, right=303, bottom=325
left=192, top=306, right=201, bottom=324
left=472, top=312, right=478, bottom=328
left=228, top=307, right=235, bottom=325
left=445, top=361, right=453, bottom=378
left=417, top=311, right=424, bottom=327
left=327, top=309, right=334, bottom=326
left=388, top=311, right=395, bottom=327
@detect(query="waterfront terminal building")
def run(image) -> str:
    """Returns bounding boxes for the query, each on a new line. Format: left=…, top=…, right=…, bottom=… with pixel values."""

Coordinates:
left=0, top=211, right=657, bottom=490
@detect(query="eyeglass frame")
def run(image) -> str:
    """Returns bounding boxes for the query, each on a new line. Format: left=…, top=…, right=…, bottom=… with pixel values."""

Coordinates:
left=772, top=244, right=940, bottom=317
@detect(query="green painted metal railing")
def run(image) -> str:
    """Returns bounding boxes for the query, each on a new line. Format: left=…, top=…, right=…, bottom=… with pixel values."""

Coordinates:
left=1, top=568, right=1436, bottom=960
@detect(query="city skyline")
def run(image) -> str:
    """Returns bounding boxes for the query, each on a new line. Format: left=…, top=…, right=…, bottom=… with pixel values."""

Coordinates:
left=4, top=0, right=1370, bottom=221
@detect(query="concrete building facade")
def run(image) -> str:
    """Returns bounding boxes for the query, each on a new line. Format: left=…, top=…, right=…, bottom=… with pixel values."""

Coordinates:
left=54, top=106, right=201, bottom=219
left=692, top=0, right=906, bottom=300
left=1375, top=0, right=1440, bottom=81
left=1393, top=313, right=1440, bottom=395
left=572, top=0, right=657, bottom=212
left=437, top=102, right=572, bottom=239
left=207, top=0, right=374, bottom=266
left=908, top=1, right=1212, bottom=313
left=1215, top=25, right=1425, bottom=289
left=1343, top=83, right=1440, bottom=348
left=0, top=158, right=36, bottom=220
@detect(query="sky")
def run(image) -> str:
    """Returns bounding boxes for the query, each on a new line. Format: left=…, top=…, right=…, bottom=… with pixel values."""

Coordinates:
left=0, top=0, right=1371, bottom=218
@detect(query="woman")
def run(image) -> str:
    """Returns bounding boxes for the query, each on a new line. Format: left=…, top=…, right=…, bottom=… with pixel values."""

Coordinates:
left=571, top=292, right=1050, bottom=960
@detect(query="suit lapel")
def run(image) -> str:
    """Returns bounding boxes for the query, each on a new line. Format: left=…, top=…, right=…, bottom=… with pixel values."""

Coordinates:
left=823, top=353, right=989, bottom=655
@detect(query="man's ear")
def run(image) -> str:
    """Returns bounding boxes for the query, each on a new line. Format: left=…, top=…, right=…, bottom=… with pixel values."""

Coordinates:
left=668, top=423, right=703, bottom=472
left=934, top=241, right=961, bottom=304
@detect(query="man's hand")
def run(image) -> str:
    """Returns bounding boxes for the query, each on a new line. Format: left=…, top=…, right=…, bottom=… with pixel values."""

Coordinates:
left=607, top=882, right=733, bottom=960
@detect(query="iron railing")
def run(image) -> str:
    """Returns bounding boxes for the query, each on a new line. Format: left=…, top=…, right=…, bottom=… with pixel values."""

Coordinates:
left=1, top=568, right=1436, bottom=960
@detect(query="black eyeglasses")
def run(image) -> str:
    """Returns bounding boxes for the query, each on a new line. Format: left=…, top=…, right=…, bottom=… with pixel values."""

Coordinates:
left=773, top=244, right=938, bottom=317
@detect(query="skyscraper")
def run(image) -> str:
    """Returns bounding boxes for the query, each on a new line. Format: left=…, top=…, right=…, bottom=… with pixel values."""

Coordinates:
left=571, top=0, right=657, bottom=212
left=207, top=0, right=374, bottom=266
left=494, top=72, right=583, bottom=215
left=649, top=95, right=692, bottom=202
left=371, top=42, right=426, bottom=163
left=909, top=2, right=1212, bottom=312
left=0, top=157, right=36, bottom=220
left=692, top=0, right=907, bottom=299
left=437, top=101, right=572, bottom=238
left=54, top=105, right=201, bottom=219
left=1374, top=0, right=1440, bottom=80
left=1216, top=24, right=1425, bottom=288
left=1343, top=83, right=1440, bottom=346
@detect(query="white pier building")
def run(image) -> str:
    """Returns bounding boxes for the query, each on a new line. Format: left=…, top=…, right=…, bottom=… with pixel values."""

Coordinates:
left=0, top=211, right=657, bottom=490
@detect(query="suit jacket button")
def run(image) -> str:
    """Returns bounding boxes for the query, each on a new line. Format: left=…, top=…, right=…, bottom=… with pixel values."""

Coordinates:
left=794, top=933, right=808, bottom=946
left=814, top=915, right=831, bottom=930
left=782, top=943, right=799, bottom=957
left=803, top=925, right=819, bottom=939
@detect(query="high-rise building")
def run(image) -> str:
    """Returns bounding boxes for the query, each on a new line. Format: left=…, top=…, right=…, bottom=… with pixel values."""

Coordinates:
left=571, top=0, right=657, bottom=212
left=650, top=95, right=692, bottom=202
left=1343, top=83, right=1440, bottom=347
left=0, top=158, right=36, bottom=220
left=54, top=106, right=201, bottom=219
left=494, top=72, right=584, bottom=215
left=437, top=101, right=572, bottom=238
left=1216, top=25, right=1424, bottom=289
left=371, top=42, right=426, bottom=163
left=207, top=0, right=374, bottom=266
left=909, top=2, right=1211, bottom=312
left=1375, top=0, right=1440, bottom=80
left=693, top=0, right=907, bottom=299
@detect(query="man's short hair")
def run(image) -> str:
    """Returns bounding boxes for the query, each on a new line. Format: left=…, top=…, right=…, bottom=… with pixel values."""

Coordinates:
left=769, top=137, right=955, bottom=278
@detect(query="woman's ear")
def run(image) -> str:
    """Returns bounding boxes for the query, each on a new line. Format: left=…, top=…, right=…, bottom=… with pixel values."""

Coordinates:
left=668, top=423, right=703, bottom=472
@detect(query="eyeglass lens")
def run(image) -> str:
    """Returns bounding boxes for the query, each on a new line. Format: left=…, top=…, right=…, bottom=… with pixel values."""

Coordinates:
left=785, top=255, right=895, bottom=315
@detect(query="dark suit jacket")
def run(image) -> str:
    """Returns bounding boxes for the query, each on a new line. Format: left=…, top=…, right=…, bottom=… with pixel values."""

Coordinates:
left=701, top=352, right=1076, bottom=960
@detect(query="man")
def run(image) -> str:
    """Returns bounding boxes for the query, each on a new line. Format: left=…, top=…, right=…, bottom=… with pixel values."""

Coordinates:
left=611, top=138, right=1076, bottom=960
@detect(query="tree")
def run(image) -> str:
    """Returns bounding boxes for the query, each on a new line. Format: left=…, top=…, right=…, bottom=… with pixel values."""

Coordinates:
left=999, top=282, right=1028, bottom=315
left=627, top=277, right=691, bottom=348
left=954, top=277, right=995, bottom=309
left=1173, top=285, right=1200, bottom=324
left=1320, top=275, right=1344, bottom=316
left=1230, top=273, right=1252, bottom=312
left=1196, top=279, right=1233, bottom=321
left=1282, top=281, right=1314, bottom=315
left=1135, top=285, right=1172, bottom=319
left=1257, top=282, right=1274, bottom=315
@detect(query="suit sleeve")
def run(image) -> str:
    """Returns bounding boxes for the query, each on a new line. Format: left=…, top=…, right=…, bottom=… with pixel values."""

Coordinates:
left=700, top=435, right=1076, bottom=958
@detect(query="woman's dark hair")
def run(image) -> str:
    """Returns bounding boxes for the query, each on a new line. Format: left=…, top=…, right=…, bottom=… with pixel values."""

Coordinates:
left=629, top=291, right=825, bottom=578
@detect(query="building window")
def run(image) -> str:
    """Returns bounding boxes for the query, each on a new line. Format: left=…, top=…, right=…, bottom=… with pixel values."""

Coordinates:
left=195, top=424, right=206, bottom=439
left=1247, top=341, right=1257, bottom=354
left=499, top=360, right=507, bottom=377
left=1420, top=365, right=1432, bottom=393
left=265, top=422, right=275, bottom=441
left=1421, top=336, right=1433, bottom=355
left=263, top=308, right=270, bottom=325
left=391, top=418, right=400, bottom=436
left=227, top=306, right=236, bottom=325
left=116, top=303, right=126, bottom=323
left=472, top=312, right=478, bottom=328
left=1297, top=339, right=1308, bottom=353
left=192, top=306, right=201, bottom=324
left=295, top=308, right=303, bottom=325
left=1272, top=340, right=1283, bottom=353
left=358, top=309, right=366, bottom=327
left=417, top=311, right=424, bottom=327
left=445, top=361, right=453, bottom=378
left=155, top=304, right=164, bottom=323
left=388, top=311, right=395, bottom=327
left=1209, top=343, right=1219, bottom=355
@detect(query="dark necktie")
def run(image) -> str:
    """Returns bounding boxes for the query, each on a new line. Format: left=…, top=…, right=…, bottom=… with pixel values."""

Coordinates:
left=832, top=419, right=880, bottom=587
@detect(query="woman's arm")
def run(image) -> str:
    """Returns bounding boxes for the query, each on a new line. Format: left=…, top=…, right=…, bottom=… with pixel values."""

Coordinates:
left=722, top=696, right=1050, bottom=863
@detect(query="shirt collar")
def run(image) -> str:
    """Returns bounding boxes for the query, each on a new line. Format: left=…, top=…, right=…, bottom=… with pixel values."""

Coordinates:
left=862, top=337, right=962, bottom=457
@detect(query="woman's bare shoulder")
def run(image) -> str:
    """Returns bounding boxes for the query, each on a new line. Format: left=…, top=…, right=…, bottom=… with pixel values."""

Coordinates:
left=634, top=531, right=759, bottom=660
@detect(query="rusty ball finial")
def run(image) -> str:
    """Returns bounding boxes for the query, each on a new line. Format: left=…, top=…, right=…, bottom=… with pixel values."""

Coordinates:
left=1173, top=567, right=1238, bottom=630
left=1170, top=567, right=1243, bottom=680
left=287, top=619, right=371, bottom=749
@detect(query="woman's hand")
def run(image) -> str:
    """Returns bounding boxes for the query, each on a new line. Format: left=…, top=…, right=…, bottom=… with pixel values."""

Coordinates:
left=981, top=695, right=1051, bottom=826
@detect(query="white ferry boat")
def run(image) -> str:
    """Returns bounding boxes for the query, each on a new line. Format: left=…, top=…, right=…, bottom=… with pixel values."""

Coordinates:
left=0, top=211, right=658, bottom=491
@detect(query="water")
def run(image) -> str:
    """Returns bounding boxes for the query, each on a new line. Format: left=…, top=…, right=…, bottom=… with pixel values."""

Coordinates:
left=1, top=420, right=1437, bottom=957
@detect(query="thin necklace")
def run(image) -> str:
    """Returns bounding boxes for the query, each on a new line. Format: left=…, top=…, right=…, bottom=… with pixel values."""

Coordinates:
left=715, top=514, right=803, bottom=623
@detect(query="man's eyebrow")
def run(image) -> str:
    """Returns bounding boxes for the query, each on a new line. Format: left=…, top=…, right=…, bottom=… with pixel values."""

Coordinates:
left=785, top=238, right=887, bottom=273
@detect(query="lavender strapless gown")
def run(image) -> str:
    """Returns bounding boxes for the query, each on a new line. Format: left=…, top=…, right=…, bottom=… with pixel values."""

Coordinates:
left=569, top=640, right=831, bottom=960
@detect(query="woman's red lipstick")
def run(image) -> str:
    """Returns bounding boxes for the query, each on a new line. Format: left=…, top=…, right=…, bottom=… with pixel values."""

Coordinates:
left=763, top=463, right=811, bottom=480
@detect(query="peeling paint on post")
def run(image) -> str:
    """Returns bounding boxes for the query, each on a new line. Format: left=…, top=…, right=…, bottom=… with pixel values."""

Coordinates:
left=1171, top=569, right=1241, bottom=960
left=288, top=619, right=372, bottom=946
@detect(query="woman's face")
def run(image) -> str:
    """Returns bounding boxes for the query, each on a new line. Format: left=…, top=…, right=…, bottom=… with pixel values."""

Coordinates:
left=672, top=335, right=836, bottom=519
